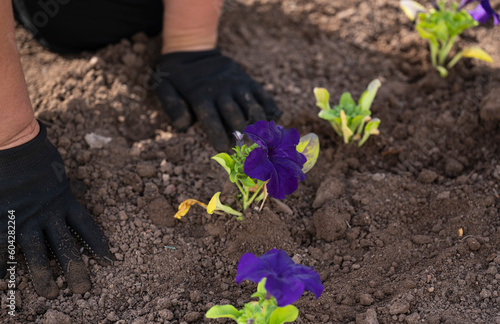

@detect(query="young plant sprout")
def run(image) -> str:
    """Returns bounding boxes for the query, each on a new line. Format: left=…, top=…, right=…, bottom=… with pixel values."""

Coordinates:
left=314, top=79, right=381, bottom=147
left=174, top=121, right=319, bottom=220
left=400, top=0, right=494, bottom=77
left=206, top=249, right=324, bottom=323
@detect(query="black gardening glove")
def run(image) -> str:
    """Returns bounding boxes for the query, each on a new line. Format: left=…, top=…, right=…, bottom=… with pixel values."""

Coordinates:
left=0, top=121, right=113, bottom=299
left=155, top=49, right=282, bottom=151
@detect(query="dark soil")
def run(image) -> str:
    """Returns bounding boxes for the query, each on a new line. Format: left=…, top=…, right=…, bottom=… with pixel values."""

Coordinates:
left=2, top=0, right=500, bottom=323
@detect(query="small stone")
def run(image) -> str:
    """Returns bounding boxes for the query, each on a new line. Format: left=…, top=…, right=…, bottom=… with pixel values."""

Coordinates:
left=359, top=293, right=374, bottom=306
left=312, top=177, right=344, bottom=209
left=106, top=311, right=119, bottom=322
left=118, top=211, right=128, bottom=220
left=158, top=309, right=174, bottom=320
left=184, top=311, right=201, bottom=323
left=272, top=198, right=293, bottom=215
left=445, top=158, right=464, bottom=177
left=436, top=191, right=450, bottom=200
left=411, top=235, right=432, bottom=245
left=467, top=237, right=481, bottom=251
left=389, top=300, right=410, bottom=315
left=418, top=169, right=438, bottom=184
left=372, top=173, right=385, bottom=181
left=84, top=133, right=112, bottom=149
left=356, top=308, right=379, bottom=324
left=480, top=288, right=492, bottom=299
left=136, top=163, right=156, bottom=178
left=174, top=166, right=183, bottom=175
left=406, top=313, right=421, bottom=324
left=43, top=310, right=72, bottom=324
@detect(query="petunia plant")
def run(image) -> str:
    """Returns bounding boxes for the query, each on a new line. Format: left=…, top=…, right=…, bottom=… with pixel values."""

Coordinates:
left=174, top=121, right=319, bottom=220
left=314, top=79, right=381, bottom=146
left=400, top=0, right=494, bottom=77
left=206, top=249, right=324, bottom=323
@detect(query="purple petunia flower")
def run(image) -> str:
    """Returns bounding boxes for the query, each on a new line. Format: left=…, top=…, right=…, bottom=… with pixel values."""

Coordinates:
left=235, top=249, right=324, bottom=306
left=243, top=121, right=306, bottom=200
left=459, top=0, right=499, bottom=25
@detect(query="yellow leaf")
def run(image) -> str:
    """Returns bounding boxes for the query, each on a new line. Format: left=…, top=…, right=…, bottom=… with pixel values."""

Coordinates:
left=462, top=47, right=493, bottom=63
left=174, top=199, right=207, bottom=219
left=400, top=0, right=426, bottom=21
left=313, top=87, right=330, bottom=110
left=297, top=133, right=320, bottom=173
left=340, top=110, right=353, bottom=143
left=207, top=192, right=221, bottom=214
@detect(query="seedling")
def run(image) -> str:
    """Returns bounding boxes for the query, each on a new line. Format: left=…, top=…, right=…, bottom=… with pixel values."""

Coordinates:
left=400, top=0, right=493, bottom=77
left=314, top=79, right=381, bottom=146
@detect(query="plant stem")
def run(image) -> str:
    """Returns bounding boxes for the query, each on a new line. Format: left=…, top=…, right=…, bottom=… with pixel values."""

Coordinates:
left=244, top=184, right=264, bottom=210
left=438, top=35, right=456, bottom=66
left=235, top=180, right=248, bottom=204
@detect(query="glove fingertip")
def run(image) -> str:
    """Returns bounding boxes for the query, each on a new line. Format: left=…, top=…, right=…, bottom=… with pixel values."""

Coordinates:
left=155, top=81, right=194, bottom=131
left=95, top=253, right=115, bottom=267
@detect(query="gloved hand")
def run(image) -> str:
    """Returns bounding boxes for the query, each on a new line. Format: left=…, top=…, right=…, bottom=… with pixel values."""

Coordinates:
left=155, top=49, right=282, bottom=152
left=0, top=121, right=113, bottom=299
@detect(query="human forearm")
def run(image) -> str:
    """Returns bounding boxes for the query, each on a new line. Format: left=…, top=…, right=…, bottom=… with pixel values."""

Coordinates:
left=0, top=0, right=38, bottom=150
left=161, top=0, right=223, bottom=53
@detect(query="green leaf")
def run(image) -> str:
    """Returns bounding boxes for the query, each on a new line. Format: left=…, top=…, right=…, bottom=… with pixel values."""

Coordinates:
left=313, top=87, right=331, bottom=111
left=359, top=118, right=381, bottom=146
left=339, top=92, right=356, bottom=109
left=433, top=19, right=449, bottom=43
left=230, top=171, right=238, bottom=183
left=318, top=109, right=338, bottom=121
left=415, top=25, right=436, bottom=42
left=206, top=305, right=242, bottom=320
left=257, top=278, right=267, bottom=294
left=212, top=153, right=235, bottom=175
left=239, top=176, right=256, bottom=188
left=297, top=133, right=320, bottom=173
left=268, top=305, right=299, bottom=324
left=351, top=115, right=368, bottom=135
left=358, top=79, right=381, bottom=113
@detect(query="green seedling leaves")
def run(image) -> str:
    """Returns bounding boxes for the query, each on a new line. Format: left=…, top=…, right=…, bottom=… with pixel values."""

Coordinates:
left=359, top=118, right=381, bottom=147
left=339, top=92, right=356, bottom=109
left=313, top=88, right=331, bottom=110
left=401, top=0, right=491, bottom=77
left=269, top=305, right=299, bottom=324
left=359, top=79, right=382, bottom=112
left=297, top=133, right=319, bottom=173
left=212, top=153, right=235, bottom=175
left=315, top=79, right=381, bottom=146
left=206, top=305, right=242, bottom=320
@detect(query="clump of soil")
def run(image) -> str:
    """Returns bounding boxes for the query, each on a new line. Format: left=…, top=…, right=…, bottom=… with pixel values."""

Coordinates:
left=2, top=0, right=500, bottom=323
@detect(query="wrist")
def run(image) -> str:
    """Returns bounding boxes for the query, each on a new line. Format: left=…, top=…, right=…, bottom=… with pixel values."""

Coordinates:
left=161, top=32, right=218, bottom=54
left=0, top=118, right=40, bottom=150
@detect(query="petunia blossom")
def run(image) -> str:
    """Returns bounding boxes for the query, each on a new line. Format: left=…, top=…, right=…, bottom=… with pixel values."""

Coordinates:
left=235, top=249, right=324, bottom=306
left=459, top=0, right=499, bottom=25
left=243, top=121, right=306, bottom=200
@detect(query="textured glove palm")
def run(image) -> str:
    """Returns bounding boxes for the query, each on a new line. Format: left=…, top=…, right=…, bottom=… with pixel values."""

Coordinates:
left=0, top=122, right=113, bottom=299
